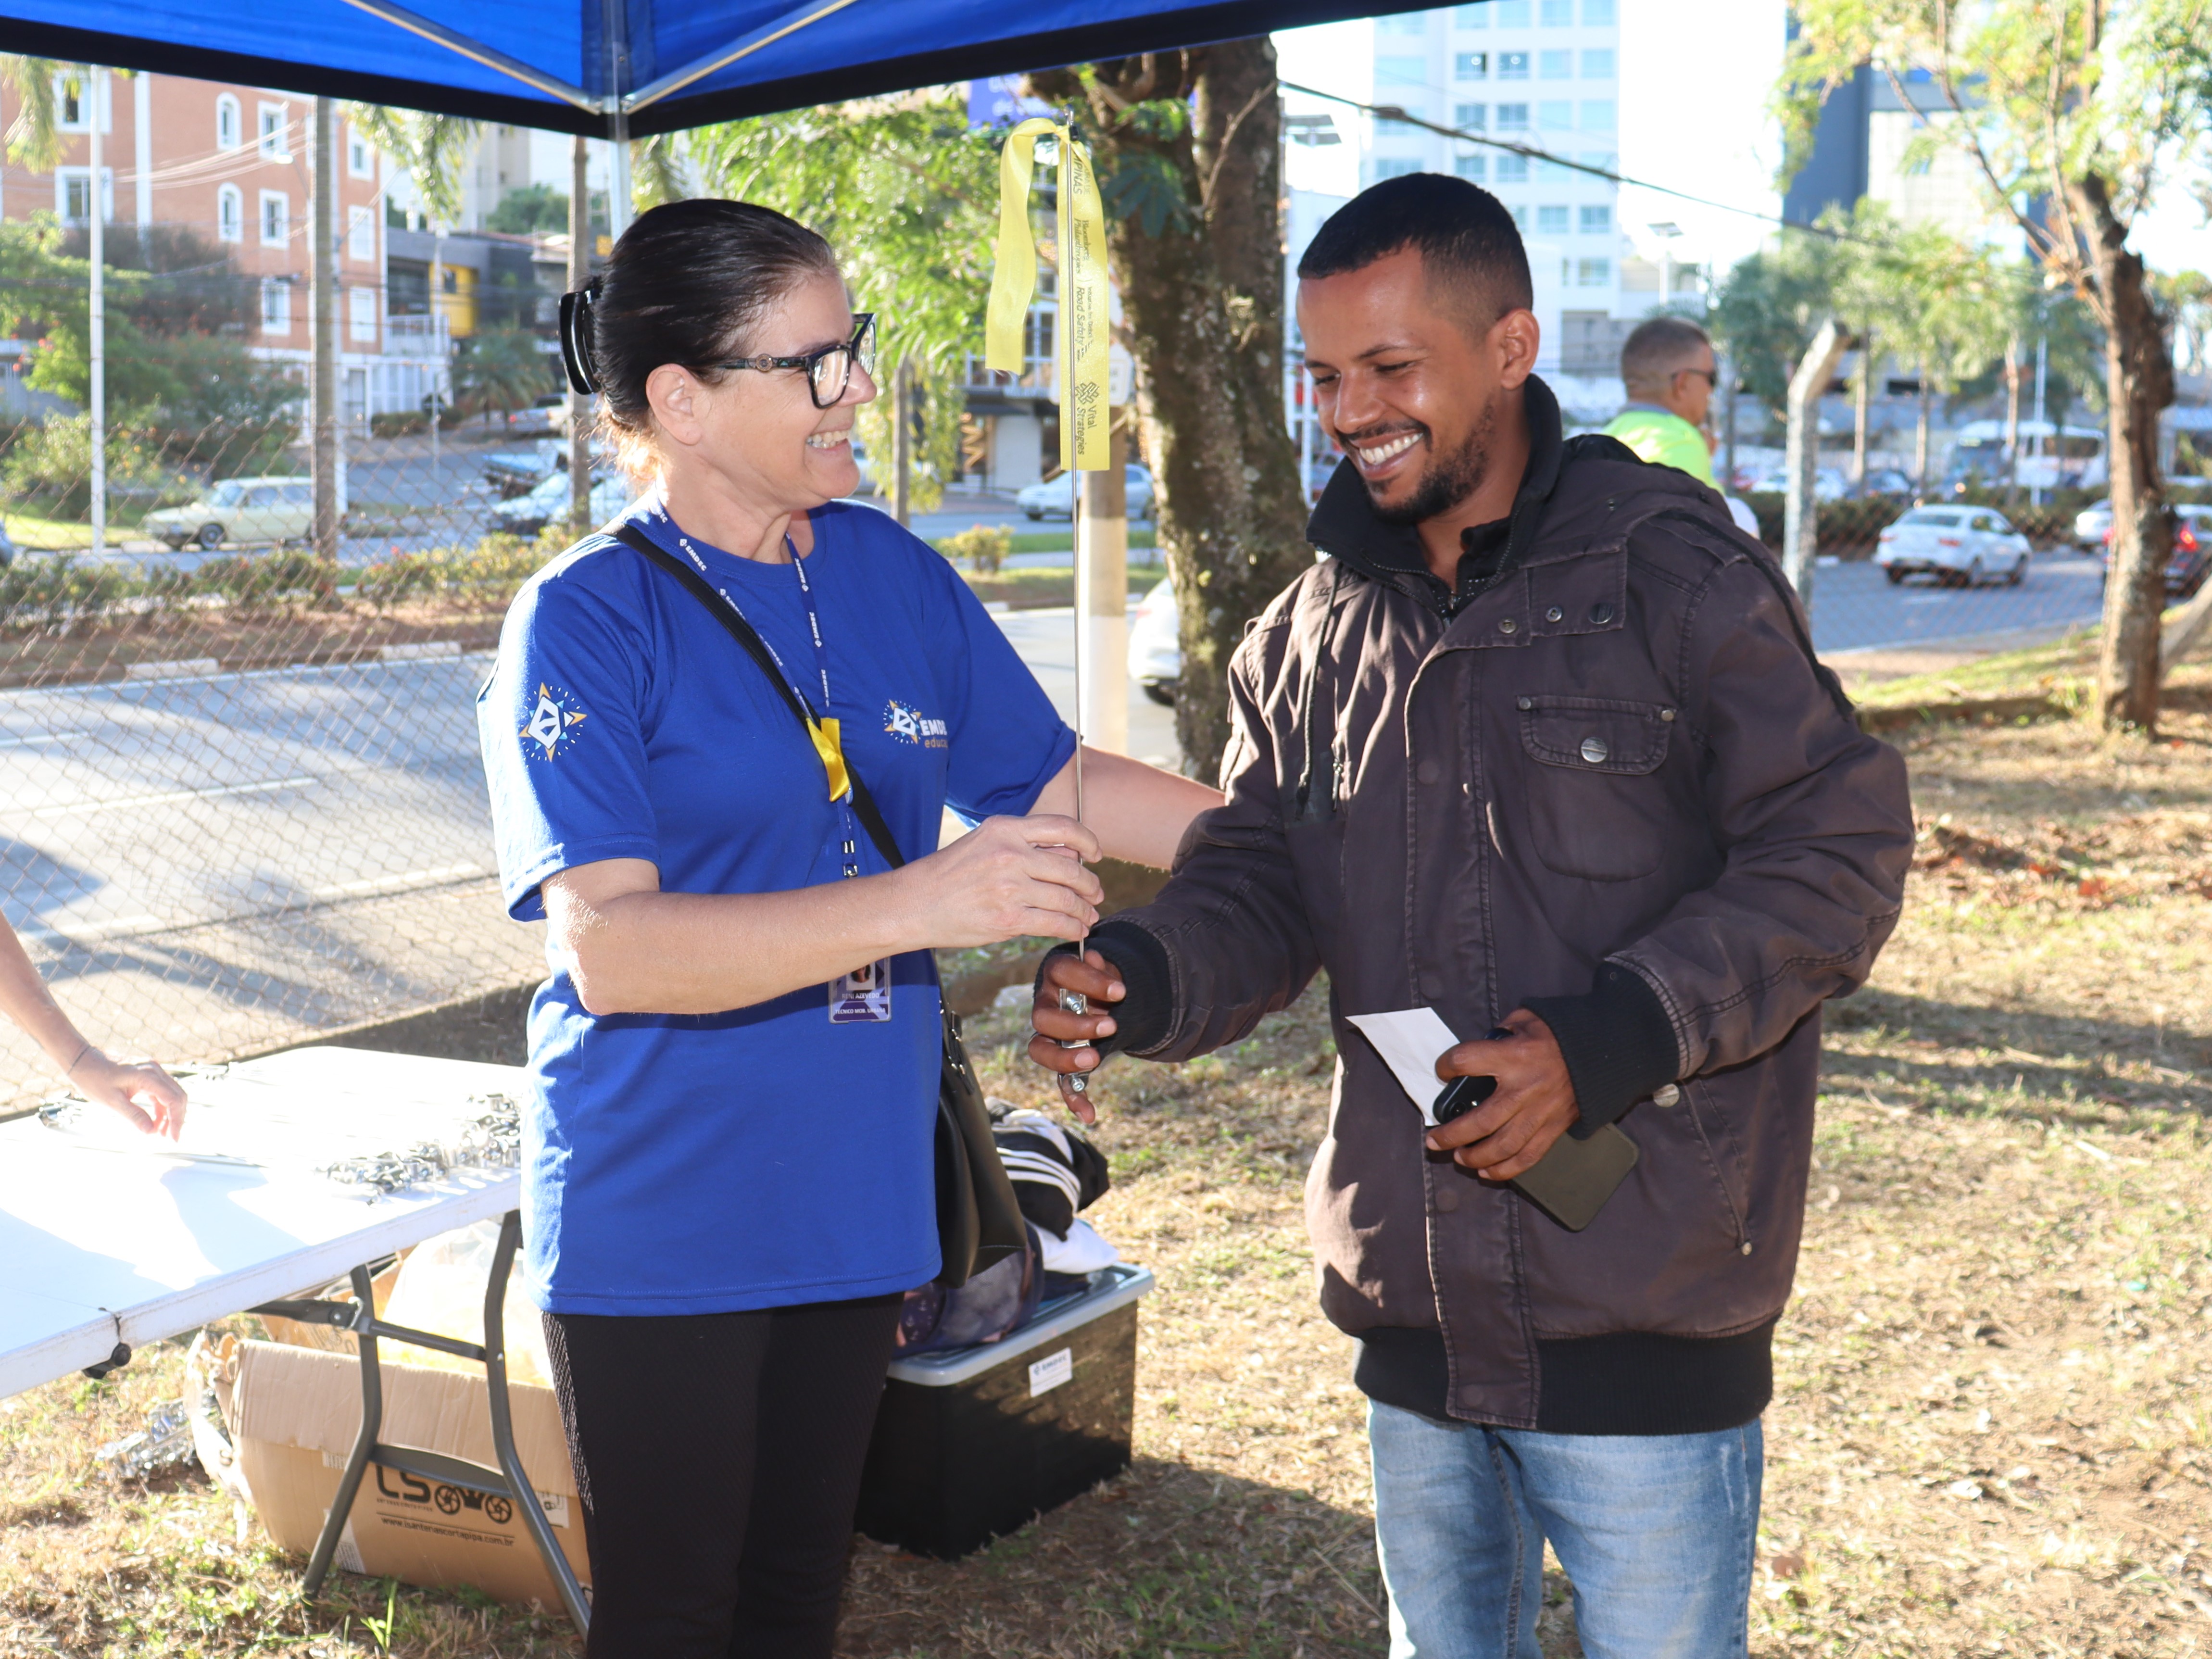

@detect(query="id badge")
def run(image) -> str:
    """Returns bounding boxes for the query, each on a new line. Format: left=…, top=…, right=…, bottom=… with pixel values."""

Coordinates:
left=829, top=958, right=893, bottom=1023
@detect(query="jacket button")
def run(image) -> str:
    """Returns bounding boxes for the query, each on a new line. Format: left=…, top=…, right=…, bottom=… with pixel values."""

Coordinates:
left=1418, top=971, right=1444, bottom=999
left=1417, top=759, right=1440, bottom=785
left=1579, top=736, right=1609, bottom=764
left=1497, top=616, right=1517, bottom=634
left=1589, top=600, right=1615, bottom=625
left=1660, top=707, right=1677, bottom=722
left=1433, top=1184, right=1460, bottom=1213
left=1740, top=1241, right=1754, bottom=1256
left=1516, top=696, right=1533, bottom=711
left=1652, top=1083, right=1680, bottom=1107
left=1544, top=606, right=1564, bottom=623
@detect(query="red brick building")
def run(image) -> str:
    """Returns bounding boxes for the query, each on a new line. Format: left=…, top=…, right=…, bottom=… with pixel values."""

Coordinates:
left=0, top=68, right=447, bottom=418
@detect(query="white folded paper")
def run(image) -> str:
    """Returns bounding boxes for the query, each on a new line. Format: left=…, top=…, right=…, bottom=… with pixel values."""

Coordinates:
left=1346, top=1006, right=1467, bottom=1127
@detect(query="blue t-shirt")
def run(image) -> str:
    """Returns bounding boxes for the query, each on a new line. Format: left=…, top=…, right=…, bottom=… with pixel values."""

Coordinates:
left=477, top=499, right=1075, bottom=1316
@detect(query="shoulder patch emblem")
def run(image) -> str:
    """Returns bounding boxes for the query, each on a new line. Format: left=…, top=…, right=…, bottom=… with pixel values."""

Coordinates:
left=523, top=682, right=588, bottom=760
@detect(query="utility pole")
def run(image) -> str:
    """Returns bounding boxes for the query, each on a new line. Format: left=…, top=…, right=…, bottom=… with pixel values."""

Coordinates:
left=311, top=96, right=339, bottom=562
left=87, top=66, right=106, bottom=558
left=567, top=134, right=592, bottom=539
left=1077, top=415, right=1130, bottom=756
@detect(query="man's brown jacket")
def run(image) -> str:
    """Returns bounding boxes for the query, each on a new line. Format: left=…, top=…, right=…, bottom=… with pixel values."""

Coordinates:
left=1084, top=379, right=1913, bottom=1433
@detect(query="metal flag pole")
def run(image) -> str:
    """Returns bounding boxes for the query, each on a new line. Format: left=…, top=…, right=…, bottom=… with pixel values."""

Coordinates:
left=1057, top=132, right=1091, bottom=1104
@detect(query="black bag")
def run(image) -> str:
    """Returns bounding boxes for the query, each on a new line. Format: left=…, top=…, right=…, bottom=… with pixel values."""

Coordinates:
left=612, top=522, right=1027, bottom=1288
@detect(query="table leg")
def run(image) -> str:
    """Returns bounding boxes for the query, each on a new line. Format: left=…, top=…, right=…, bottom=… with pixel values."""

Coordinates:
left=483, top=1209, right=590, bottom=1632
left=301, top=1262, right=381, bottom=1596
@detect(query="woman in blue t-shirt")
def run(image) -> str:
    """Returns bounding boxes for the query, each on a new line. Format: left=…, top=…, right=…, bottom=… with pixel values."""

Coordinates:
left=477, top=199, right=1216, bottom=1656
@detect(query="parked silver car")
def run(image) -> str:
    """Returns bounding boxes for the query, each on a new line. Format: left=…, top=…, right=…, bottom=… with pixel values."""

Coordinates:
left=1874, top=505, right=2030, bottom=586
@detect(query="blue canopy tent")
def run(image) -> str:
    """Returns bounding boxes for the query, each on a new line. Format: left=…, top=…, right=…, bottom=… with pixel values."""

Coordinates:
left=0, top=0, right=1415, bottom=137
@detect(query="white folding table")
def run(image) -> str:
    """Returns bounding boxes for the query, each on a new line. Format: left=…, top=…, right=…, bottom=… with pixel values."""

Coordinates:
left=0, top=1045, right=588, bottom=1632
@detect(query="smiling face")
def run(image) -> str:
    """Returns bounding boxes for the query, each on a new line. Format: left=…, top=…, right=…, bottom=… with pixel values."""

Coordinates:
left=1297, top=246, right=1539, bottom=528
left=643, top=268, right=877, bottom=522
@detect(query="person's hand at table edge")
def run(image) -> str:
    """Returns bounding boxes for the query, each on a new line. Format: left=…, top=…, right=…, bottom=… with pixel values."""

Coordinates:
left=71, top=1048, right=189, bottom=1141
left=1423, top=1009, right=1579, bottom=1181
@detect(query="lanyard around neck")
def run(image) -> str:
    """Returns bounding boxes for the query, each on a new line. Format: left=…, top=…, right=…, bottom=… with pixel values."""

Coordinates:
left=662, top=514, right=864, bottom=875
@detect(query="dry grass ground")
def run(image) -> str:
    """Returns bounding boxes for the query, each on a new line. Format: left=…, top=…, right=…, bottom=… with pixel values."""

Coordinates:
left=4, top=668, right=2211, bottom=1658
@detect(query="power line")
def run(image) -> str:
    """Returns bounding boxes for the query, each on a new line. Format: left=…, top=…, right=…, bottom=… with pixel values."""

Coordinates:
left=1278, top=79, right=1862, bottom=245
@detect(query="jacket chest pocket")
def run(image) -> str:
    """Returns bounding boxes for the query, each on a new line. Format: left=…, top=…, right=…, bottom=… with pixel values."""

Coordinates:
left=1514, top=693, right=1676, bottom=881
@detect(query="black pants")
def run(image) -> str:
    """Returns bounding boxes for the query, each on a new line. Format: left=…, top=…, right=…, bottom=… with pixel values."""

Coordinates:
left=543, top=1295, right=902, bottom=1659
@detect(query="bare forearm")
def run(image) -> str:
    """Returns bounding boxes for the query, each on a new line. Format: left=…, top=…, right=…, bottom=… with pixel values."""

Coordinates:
left=560, top=875, right=922, bottom=1017
left=0, top=919, right=95, bottom=1074
left=1037, top=747, right=1222, bottom=870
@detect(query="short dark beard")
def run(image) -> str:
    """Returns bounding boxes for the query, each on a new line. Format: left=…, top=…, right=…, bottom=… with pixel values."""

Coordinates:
left=1367, top=396, right=1497, bottom=526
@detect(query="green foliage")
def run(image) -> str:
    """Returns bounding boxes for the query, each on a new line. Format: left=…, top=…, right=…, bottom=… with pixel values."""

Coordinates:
left=1709, top=236, right=1847, bottom=417
left=854, top=366, right=965, bottom=514
left=941, top=521, right=1012, bottom=573
left=451, top=327, right=555, bottom=421
left=1, top=56, right=73, bottom=171
left=0, top=416, right=191, bottom=517
left=1778, top=0, right=2211, bottom=320
left=346, top=106, right=479, bottom=228
left=688, top=90, right=999, bottom=384
left=485, top=183, right=568, bottom=234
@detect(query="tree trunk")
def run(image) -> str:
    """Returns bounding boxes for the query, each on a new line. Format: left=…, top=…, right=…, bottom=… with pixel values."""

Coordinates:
left=1914, top=362, right=1931, bottom=489
left=1851, top=326, right=1871, bottom=486
left=2003, top=334, right=2022, bottom=502
left=1029, top=42, right=1309, bottom=782
left=2074, top=172, right=2174, bottom=733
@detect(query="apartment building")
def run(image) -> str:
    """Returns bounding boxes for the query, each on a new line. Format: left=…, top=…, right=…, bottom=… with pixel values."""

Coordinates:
left=0, top=68, right=441, bottom=421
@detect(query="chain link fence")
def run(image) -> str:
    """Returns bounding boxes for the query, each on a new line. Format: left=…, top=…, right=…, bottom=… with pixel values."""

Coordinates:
left=0, top=398, right=2161, bottom=1109
left=0, top=409, right=591, bottom=1109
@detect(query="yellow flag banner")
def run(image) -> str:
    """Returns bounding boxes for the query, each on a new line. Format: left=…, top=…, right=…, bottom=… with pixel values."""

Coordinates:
left=984, top=117, right=1112, bottom=473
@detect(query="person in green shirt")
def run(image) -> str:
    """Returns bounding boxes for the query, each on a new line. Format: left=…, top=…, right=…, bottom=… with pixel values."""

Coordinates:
left=1603, top=315, right=1720, bottom=487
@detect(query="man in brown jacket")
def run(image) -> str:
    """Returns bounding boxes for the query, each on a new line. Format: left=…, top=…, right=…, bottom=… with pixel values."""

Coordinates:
left=1032, top=174, right=1913, bottom=1657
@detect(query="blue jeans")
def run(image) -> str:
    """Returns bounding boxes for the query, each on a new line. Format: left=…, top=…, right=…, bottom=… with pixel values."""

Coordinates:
left=1367, top=1401, right=1762, bottom=1659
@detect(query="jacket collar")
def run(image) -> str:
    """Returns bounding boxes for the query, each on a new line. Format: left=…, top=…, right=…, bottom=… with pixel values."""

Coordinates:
left=1306, top=375, right=1567, bottom=612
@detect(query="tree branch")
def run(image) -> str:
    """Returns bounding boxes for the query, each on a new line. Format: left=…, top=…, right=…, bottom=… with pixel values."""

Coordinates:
left=1198, top=78, right=1277, bottom=217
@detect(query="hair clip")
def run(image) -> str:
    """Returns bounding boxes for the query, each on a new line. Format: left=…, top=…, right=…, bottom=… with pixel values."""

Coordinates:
left=558, top=288, right=598, bottom=396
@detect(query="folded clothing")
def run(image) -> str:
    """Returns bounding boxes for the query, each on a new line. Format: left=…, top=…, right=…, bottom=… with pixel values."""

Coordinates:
left=987, top=1101, right=1110, bottom=1240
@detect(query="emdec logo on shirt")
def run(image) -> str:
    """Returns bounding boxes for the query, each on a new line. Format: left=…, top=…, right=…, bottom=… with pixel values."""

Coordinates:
left=523, top=682, right=588, bottom=760
left=883, top=700, right=948, bottom=749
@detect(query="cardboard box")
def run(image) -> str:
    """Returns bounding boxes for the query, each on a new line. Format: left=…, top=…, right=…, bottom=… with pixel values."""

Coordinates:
left=227, top=1338, right=588, bottom=1608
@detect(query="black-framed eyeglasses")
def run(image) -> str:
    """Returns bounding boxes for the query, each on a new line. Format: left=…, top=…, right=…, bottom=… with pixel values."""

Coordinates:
left=1681, top=364, right=1721, bottom=388
left=715, top=313, right=877, bottom=409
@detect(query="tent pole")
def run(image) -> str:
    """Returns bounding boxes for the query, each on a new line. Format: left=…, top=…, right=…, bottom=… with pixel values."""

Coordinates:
left=88, top=67, right=106, bottom=559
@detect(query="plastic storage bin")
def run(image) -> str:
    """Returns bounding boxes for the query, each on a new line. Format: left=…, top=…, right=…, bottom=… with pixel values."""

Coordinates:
left=855, top=1263, right=1154, bottom=1559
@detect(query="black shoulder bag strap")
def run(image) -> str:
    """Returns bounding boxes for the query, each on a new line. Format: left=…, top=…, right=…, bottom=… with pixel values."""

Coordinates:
left=610, top=519, right=1024, bottom=1288
left=610, top=520, right=907, bottom=870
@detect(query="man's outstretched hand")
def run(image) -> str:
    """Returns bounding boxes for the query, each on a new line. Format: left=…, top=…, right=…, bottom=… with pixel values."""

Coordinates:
left=1028, top=949, right=1125, bottom=1126
left=1424, top=1008, right=1579, bottom=1181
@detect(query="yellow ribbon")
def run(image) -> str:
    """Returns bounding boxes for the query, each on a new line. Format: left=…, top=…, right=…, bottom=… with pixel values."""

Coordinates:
left=807, top=715, right=850, bottom=803
left=985, top=117, right=1111, bottom=473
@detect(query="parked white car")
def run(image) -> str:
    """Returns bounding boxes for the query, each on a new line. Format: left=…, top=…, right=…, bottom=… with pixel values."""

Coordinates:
left=1017, top=465, right=1155, bottom=521
left=1128, top=577, right=1180, bottom=705
left=2073, top=499, right=2112, bottom=549
left=1874, top=505, right=2030, bottom=587
left=1746, top=466, right=1849, bottom=501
